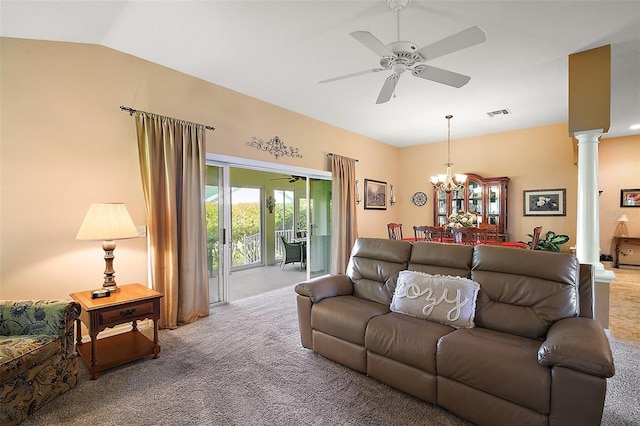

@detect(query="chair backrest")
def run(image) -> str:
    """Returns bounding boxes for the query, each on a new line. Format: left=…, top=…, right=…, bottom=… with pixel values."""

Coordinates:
left=479, top=223, right=499, bottom=242
left=413, top=225, right=443, bottom=242
left=387, top=223, right=403, bottom=240
left=531, top=226, right=543, bottom=250
left=453, top=227, right=488, bottom=245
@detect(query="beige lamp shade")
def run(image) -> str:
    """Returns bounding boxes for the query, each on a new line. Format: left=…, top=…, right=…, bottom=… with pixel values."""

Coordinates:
left=76, top=203, right=139, bottom=240
left=615, top=214, right=629, bottom=237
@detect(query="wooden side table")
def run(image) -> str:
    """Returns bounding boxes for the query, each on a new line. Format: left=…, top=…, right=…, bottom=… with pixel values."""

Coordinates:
left=70, top=283, right=163, bottom=380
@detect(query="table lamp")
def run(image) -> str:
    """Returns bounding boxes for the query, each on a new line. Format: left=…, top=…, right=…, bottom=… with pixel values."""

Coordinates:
left=76, top=203, right=139, bottom=292
left=614, top=214, right=629, bottom=237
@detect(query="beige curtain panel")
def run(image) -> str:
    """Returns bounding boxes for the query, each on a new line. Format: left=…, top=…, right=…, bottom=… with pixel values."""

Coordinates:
left=135, top=112, right=209, bottom=329
left=330, top=154, right=359, bottom=274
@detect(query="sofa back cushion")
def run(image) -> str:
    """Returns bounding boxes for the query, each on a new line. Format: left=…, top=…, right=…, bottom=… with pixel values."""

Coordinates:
left=471, top=245, right=579, bottom=339
left=346, top=238, right=413, bottom=304
left=408, top=242, right=474, bottom=278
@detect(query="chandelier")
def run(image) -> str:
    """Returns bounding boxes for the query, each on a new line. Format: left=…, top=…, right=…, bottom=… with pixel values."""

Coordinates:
left=430, top=115, right=467, bottom=193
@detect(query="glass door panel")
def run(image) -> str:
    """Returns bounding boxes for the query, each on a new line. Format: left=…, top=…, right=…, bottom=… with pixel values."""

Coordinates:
left=205, top=165, right=225, bottom=304
left=309, top=178, right=331, bottom=278
left=468, top=180, right=482, bottom=215
left=487, top=184, right=501, bottom=227
left=451, top=188, right=465, bottom=213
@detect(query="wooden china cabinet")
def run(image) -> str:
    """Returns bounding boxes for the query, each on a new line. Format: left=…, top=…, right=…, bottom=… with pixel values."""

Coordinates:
left=433, top=173, right=510, bottom=240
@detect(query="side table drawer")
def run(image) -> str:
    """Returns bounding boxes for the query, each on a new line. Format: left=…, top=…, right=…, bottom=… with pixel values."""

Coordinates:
left=99, top=301, right=156, bottom=327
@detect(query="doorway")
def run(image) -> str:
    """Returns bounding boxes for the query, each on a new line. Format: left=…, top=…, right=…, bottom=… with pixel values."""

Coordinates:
left=205, top=154, right=331, bottom=304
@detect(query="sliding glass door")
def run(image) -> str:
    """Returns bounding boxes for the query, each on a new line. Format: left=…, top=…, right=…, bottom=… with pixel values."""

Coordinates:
left=308, top=178, right=332, bottom=277
left=205, top=165, right=226, bottom=304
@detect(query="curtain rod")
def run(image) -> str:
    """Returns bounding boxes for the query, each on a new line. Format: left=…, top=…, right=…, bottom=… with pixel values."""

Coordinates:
left=327, top=152, right=359, bottom=162
left=119, top=105, right=215, bottom=131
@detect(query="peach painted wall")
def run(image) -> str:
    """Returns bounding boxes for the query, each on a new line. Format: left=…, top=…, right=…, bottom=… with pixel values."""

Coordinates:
left=0, top=38, right=398, bottom=299
left=1, top=37, right=637, bottom=300
left=398, top=123, right=579, bottom=246
left=599, top=135, right=640, bottom=253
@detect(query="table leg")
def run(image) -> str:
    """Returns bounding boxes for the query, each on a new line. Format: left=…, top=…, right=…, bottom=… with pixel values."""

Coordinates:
left=75, top=319, right=82, bottom=352
left=152, top=319, right=161, bottom=359
left=87, top=331, right=100, bottom=379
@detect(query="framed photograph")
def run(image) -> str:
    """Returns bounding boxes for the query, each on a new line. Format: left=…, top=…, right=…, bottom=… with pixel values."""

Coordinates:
left=523, top=188, right=566, bottom=216
left=364, top=179, right=387, bottom=210
left=621, top=189, right=640, bottom=207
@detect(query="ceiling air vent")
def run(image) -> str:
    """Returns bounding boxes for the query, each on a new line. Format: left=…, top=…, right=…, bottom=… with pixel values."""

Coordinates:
left=486, top=109, right=511, bottom=117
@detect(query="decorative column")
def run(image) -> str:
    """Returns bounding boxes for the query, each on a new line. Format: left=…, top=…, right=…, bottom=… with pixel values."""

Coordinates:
left=568, top=45, right=615, bottom=328
left=574, top=130, right=603, bottom=269
left=574, top=130, right=615, bottom=328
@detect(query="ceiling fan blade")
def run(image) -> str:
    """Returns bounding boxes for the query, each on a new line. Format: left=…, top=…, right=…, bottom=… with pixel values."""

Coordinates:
left=417, top=26, right=486, bottom=61
left=319, top=68, right=386, bottom=84
left=350, top=31, right=395, bottom=57
left=415, top=65, right=471, bottom=88
left=376, top=73, right=400, bottom=104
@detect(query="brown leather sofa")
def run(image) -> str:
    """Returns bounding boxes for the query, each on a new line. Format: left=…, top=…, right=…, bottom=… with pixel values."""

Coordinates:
left=295, top=238, right=615, bottom=426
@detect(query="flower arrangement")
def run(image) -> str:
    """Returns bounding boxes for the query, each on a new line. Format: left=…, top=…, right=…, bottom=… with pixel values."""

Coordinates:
left=448, top=211, right=476, bottom=228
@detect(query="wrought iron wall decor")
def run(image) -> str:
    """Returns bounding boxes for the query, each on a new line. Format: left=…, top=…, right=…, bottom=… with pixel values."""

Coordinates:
left=247, top=136, right=303, bottom=160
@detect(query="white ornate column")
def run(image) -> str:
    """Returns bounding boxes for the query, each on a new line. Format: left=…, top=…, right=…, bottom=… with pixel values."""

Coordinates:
left=574, top=129, right=615, bottom=328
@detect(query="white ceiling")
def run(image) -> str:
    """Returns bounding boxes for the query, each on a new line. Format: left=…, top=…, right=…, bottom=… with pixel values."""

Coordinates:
left=1, top=0, right=639, bottom=147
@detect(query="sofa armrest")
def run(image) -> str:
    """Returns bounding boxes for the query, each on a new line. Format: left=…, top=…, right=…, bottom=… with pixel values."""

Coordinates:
left=538, top=317, right=614, bottom=378
left=294, top=274, right=353, bottom=303
left=0, top=300, right=81, bottom=356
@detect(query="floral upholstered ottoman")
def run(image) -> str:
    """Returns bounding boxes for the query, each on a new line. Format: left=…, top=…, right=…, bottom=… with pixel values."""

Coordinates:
left=0, top=300, right=81, bottom=425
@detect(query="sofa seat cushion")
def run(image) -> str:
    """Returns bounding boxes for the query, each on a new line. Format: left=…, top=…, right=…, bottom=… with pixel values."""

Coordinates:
left=311, top=296, right=389, bottom=345
left=0, top=335, right=60, bottom=383
left=437, top=327, right=551, bottom=415
left=366, top=312, right=454, bottom=374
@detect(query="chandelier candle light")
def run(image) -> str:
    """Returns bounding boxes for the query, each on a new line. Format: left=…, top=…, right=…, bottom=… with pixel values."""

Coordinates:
left=431, top=115, right=467, bottom=193
left=76, top=203, right=139, bottom=292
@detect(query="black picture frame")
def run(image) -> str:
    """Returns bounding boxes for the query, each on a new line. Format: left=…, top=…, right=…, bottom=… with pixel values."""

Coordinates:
left=523, top=188, right=566, bottom=216
left=364, top=179, right=387, bottom=210
left=620, top=189, right=640, bottom=207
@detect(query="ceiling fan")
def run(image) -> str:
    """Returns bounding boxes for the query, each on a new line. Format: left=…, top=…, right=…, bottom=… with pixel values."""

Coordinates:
left=319, top=0, right=486, bottom=104
left=271, top=175, right=306, bottom=183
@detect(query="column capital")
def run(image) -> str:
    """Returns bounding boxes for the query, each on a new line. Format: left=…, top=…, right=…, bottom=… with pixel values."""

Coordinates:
left=573, top=129, right=603, bottom=141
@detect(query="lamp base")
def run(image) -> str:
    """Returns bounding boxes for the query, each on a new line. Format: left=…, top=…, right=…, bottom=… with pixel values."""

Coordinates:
left=614, top=222, right=629, bottom=238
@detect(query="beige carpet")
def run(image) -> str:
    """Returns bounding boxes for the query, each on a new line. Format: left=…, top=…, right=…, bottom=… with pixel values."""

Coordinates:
left=21, top=285, right=639, bottom=426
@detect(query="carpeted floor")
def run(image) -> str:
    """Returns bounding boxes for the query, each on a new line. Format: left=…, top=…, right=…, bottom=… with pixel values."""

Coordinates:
left=21, top=285, right=640, bottom=426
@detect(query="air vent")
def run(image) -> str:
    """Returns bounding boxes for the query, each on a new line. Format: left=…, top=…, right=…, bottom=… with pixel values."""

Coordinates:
left=486, top=109, right=511, bottom=117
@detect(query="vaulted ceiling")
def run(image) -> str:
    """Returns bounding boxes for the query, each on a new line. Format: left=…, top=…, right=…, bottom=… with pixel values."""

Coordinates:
left=1, top=0, right=639, bottom=147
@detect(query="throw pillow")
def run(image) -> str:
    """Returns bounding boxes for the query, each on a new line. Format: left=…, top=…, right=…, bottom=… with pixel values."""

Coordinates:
left=390, top=270, right=480, bottom=328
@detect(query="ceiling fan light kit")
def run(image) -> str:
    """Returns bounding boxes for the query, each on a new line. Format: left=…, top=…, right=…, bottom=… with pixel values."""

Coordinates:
left=320, top=0, right=486, bottom=104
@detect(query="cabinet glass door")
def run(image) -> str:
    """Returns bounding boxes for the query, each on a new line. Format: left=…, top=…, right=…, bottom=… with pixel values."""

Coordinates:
left=468, top=180, right=482, bottom=216
left=487, top=184, right=501, bottom=226
left=451, top=188, right=465, bottom=213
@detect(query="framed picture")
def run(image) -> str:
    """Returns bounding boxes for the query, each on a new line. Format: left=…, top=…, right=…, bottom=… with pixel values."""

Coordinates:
left=523, top=188, right=566, bottom=216
left=621, top=189, right=640, bottom=207
left=364, top=179, right=387, bottom=210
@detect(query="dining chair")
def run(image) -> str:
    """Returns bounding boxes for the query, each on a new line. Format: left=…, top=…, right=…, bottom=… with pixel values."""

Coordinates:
left=530, top=226, right=543, bottom=250
left=413, top=225, right=444, bottom=242
left=387, top=223, right=403, bottom=240
left=453, top=227, right=488, bottom=245
left=479, top=223, right=499, bottom=243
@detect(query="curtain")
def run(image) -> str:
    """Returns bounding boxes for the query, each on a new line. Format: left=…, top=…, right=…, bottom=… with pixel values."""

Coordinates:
left=135, top=112, right=209, bottom=329
left=330, top=154, right=359, bottom=274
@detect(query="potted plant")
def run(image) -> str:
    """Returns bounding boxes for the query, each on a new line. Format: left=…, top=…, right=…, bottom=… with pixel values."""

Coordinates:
left=527, top=230, right=570, bottom=252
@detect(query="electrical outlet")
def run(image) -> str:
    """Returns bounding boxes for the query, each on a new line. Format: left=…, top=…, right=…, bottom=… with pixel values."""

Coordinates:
left=628, top=248, right=634, bottom=255
left=137, top=225, right=147, bottom=237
